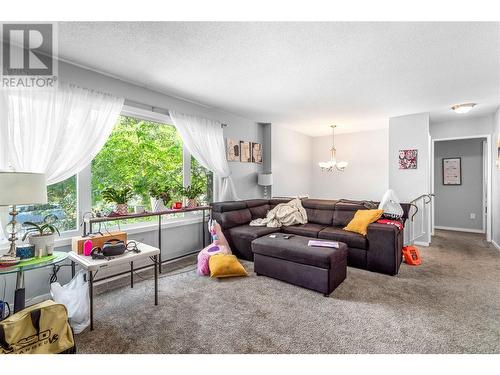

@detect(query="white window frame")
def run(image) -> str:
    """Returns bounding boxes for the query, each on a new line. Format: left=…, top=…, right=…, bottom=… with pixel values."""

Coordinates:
left=68, top=105, right=207, bottom=236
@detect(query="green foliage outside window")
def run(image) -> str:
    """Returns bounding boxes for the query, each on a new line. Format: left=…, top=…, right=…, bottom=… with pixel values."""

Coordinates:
left=91, top=115, right=211, bottom=214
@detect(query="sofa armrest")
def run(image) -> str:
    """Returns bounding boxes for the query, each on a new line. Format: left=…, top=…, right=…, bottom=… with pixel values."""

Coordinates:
left=366, top=223, right=404, bottom=275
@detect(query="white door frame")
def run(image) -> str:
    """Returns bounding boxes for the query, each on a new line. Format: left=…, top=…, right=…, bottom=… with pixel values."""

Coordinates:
left=431, top=134, right=492, bottom=242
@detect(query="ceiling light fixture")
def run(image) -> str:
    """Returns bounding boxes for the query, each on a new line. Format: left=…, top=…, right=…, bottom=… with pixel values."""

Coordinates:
left=319, top=125, right=348, bottom=172
left=451, top=103, right=476, bottom=114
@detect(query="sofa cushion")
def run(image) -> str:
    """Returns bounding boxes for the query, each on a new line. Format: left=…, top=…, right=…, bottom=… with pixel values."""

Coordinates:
left=228, top=225, right=280, bottom=241
left=318, top=227, right=368, bottom=250
left=248, top=204, right=270, bottom=220
left=245, top=199, right=270, bottom=208
left=227, top=224, right=281, bottom=260
left=332, top=202, right=367, bottom=226
left=282, top=223, right=327, bottom=238
left=217, top=209, right=252, bottom=229
left=211, top=201, right=247, bottom=213
left=269, top=198, right=292, bottom=208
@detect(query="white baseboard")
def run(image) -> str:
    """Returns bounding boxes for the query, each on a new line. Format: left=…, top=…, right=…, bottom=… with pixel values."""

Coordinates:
left=434, top=226, right=485, bottom=234
left=414, top=241, right=429, bottom=247
left=492, top=240, right=500, bottom=251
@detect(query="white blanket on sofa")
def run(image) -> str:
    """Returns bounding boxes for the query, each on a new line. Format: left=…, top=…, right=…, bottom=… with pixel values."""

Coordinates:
left=249, top=198, right=308, bottom=228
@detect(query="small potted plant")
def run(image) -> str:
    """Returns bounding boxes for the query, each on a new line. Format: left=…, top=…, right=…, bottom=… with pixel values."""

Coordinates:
left=181, top=184, right=204, bottom=208
left=22, top=214, right=60, bottom=257
left=149, top=183, right=172, bottom=212
left=101, top=186, right=133, bottom=215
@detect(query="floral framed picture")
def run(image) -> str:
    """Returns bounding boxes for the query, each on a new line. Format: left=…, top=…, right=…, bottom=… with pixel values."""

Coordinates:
left=399, top=149, right=418, bottom=169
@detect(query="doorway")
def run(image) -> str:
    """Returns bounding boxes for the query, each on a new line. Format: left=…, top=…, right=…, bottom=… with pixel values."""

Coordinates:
left=431, top=135, right=491, bottom=241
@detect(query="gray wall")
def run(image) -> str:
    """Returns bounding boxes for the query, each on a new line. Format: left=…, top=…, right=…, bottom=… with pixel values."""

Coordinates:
left=434, top=139, right=485, bottom=231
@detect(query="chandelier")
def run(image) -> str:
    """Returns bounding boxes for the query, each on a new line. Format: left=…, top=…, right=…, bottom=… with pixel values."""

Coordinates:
left=318, top=125, right=348, bottom=172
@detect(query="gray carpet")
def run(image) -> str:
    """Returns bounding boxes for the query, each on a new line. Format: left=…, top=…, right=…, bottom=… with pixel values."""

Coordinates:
left=75, top=230, right=500, bottom=353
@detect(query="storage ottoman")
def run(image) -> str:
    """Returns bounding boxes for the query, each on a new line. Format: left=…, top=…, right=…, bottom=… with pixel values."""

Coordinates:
left=251, top=234, right=348, bottom=296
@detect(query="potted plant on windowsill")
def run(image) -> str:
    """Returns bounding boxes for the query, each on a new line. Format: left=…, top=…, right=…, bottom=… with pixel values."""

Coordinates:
left=149, top=183, right=172, bottom=212
left=181, top=184, right=204, bottom=208
left=101, top=186, right=133, bottom=215
left=22, top=214, right=61, bottom=257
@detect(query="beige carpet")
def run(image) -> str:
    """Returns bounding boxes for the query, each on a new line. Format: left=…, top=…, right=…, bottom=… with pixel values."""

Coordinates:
left=75, top=230, right=500, bottom=353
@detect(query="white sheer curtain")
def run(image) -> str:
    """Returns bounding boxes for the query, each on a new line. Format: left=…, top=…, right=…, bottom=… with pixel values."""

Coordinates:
left=0, top=83, right=124, bottom=184
left=0, top=83, right=124, bottom=241
left=169, top=110, right=239, bottom=202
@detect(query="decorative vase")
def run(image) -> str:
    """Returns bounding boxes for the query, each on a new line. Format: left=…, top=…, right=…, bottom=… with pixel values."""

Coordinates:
left=187, top=199, right=199, bottom=208
left=134, top=205, right=145, bottom=214
left=150, top=197, right=167, bottom=212
left=28, top=233, right=55, bottom=257
left=115, top=204, right=129, bottom=215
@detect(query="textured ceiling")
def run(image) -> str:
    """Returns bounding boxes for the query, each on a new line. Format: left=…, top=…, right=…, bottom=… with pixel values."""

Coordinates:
left=56, top=22, right=500, bottom=136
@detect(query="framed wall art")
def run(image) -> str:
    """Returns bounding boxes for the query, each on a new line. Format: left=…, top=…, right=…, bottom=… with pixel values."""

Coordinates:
left=226, top=138, right=240, bottom=162
left=251, top=142, right=262, bottom=163
left=399, top=149, right=418, bottom=169
left=442, top=157, right=462, bottom=185
left=240, top=141, right=251, bottom=163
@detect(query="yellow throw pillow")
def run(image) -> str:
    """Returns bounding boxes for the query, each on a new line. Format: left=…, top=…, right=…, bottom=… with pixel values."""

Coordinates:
left=343, top=209, right=384, bottom=236
left=209, top=254, right=248, bottom=278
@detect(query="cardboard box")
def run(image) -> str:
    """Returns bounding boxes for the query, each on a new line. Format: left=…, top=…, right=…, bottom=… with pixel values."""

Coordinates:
left=71, top=231, right=128, bottom=255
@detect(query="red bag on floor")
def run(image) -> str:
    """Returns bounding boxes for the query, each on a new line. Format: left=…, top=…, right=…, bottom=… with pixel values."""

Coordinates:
left=402, top=246, right=421, bottom=266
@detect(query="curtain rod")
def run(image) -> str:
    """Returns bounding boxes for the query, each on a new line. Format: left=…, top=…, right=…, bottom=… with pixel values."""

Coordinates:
left=124, top=99, right=228, bottom=128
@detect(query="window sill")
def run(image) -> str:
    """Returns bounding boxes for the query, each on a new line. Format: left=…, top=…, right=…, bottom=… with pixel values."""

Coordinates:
left=0, top=215, right=204, bottom=253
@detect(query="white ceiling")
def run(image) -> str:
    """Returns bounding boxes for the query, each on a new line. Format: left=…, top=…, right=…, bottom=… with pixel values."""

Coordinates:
left=56, top=22, right=500, bottom=136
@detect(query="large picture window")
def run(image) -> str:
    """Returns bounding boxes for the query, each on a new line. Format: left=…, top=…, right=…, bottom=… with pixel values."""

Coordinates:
left=91, top=115, right=184, bottom=213
left=0, top=109, right=214, bottom=243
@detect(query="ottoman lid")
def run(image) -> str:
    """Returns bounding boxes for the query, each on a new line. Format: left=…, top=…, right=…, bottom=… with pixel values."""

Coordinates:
left=252, top=234, right=347, bottom=269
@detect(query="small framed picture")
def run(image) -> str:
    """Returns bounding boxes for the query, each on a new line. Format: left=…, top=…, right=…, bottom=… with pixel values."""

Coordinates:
left=251, top=142, right=262, bottom=163
left=399, top=149, right=418, bottom=169
left=226, top=138, right=240, bottom=162
left=240, top=141, right=251, bottom=163
left=442, top=157, right=462, bottom=185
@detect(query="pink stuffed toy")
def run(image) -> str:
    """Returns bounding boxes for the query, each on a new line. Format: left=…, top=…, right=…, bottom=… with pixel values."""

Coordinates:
left=197, top=219, right=232, bottom=275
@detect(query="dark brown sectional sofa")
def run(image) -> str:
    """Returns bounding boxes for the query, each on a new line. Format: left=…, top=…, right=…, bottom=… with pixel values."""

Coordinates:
left=211, top=198, right=410, bottom=275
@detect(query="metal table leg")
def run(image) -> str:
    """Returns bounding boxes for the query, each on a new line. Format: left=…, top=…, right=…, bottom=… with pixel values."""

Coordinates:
left=130, top=262, right=134, bottom=288
left=13, top=270, right=25, bottom=313
left=158, top=215, right=162, bottom=274
left=88, top=270, right=94, bottom=331
left=202, top=209, right=206, bottom=247
left=154, top=255, right=158, bottom=306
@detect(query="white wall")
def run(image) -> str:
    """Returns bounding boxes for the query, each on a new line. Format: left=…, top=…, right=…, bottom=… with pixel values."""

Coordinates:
left=311, top=129, right=389, bottom=200
left=271, top=125, right=312, bottom=197
left=493, top=107, right=500, bottom=248
left=430, top=115, right=494, bottom=139
left=389, top=113, right=431, bottom=244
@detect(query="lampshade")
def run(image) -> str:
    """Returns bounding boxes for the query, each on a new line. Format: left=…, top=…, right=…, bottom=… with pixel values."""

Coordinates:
left=258, top=173, right=273, bottom=186
left=0, top=172, right=48, bottom=206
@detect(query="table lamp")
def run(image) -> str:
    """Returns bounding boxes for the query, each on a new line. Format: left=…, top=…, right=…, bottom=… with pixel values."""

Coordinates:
left=0, top=172, right=47, bottom=258
left=258, top=173, right=273, bottom=199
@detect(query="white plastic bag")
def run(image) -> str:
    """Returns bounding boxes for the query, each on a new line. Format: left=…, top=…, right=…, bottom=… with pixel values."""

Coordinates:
left=50, top=270, right=90, bottom=334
